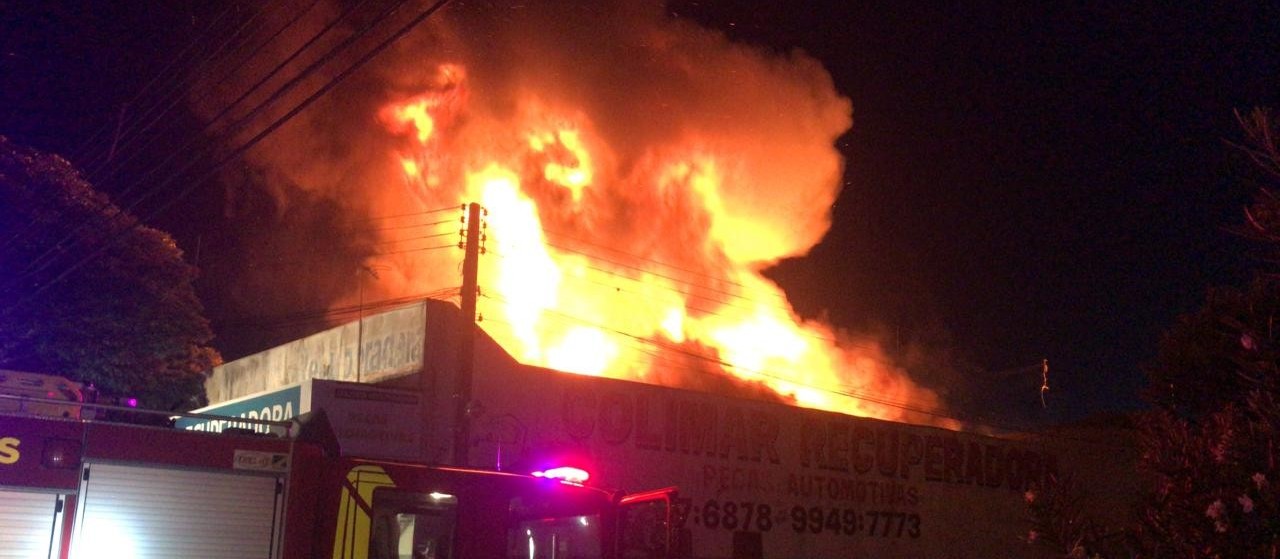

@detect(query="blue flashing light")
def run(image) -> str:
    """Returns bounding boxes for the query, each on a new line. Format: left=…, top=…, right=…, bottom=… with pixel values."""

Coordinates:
left=531, top=466, right=590, bottom=484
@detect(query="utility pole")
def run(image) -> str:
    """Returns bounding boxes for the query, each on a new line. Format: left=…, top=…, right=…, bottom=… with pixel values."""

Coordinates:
left=356, top=264, right=385, bottom=383
left=453, top=202, right=482, bottom=466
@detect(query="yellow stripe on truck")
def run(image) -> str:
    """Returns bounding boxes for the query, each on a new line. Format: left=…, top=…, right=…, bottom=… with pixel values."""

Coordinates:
left=332, top=465, right=396, bottom=559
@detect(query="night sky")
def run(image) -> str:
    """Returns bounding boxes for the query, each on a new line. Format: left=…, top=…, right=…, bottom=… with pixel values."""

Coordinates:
left=4, top=2, right=1279, bottom=423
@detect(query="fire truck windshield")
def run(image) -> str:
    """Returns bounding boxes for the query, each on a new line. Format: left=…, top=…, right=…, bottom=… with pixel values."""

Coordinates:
left=369, top=490, right=457, bottom=559
left=507, top=513, right=603, bottom=559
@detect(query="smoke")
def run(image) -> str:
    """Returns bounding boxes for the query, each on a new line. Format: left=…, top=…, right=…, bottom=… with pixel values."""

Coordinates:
left=191, top=1, right=953, bottom=425
left=194, top=0, right=847, bottom=326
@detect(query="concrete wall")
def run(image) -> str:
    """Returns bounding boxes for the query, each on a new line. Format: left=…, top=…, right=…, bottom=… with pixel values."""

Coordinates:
left=203, top=302, right=427, bottom=404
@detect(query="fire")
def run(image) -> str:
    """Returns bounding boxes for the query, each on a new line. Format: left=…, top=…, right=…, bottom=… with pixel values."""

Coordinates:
left=529, top=129, right=593, bottom=202
left=204, top=3, right=951, bottom=427
left=374, top=60, right=951, bottom=427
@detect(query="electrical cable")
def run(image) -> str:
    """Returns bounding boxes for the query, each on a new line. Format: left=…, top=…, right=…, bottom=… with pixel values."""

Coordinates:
left=1, top=0, right=456, bottom=318
left=371, top=243, right=459, bottom=257
left=483, top=245, right=876, bottom=352
left=216, top=287, right=461, bottom=332
left=1, top=2, right=247, bottom=257
left=13, top=0, right=409, bottom=285
left=240, top=240, right=461, bottom=271
left=477, top=290, right=912, bottom=410
left=86, top=0, right=330, bottom=186
left=82, top=2, right=275, bottom=178
left=98, top=0, right=376, bottom=190
left=361, top=217, right=457, bottom=234
left=479, top=315, right=698, bottom=377
left=541, top=226, right=748, bottom=290
left=338, top=205, right=463, bottom=224
left=474, top=290, right=1129, bottom=449
left=69, top=3, right=240, bottom=165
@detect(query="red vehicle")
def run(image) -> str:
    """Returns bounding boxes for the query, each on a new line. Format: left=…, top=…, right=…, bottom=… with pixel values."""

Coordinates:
left=0, top=399, right=681, bottom=559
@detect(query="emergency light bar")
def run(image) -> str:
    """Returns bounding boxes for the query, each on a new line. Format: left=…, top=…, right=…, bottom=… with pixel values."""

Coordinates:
left=531, top=466, right=590, bottom=484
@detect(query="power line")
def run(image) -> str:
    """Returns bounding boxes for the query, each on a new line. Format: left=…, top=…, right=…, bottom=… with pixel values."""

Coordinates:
left=360, top=217, right=458, bottom=234
left=85, top=0, right=329, bottom=185
left=477, top=291, right=912, bottom=410
left=81, top=2, right=276, bottom=178
left=479, top=314, right=701, bottom=377
left=69, top=3, right=241, bottom=165
left=216, top=288, right=461, bottom=332
left=371, top=243, right=460, bottom=257
left=1, top=4, right=267, bottom=258
left=194, top=211, right=465, bottom=278
left=540, top=243, right=788, bottom=313
left=481, top=222, right=811, bottom=323
left=541, top=237, right=766, bottom=308
left=101, top=0, right=378, bottom=190
left=487, top=245, right=775, bottom=325
left=12, top=0, right=411, bottom=286
left=1, top=0, right=457, bottom=319
left=336, top=205, right=463, bottom=225
left=484, top=244, right=785, bottom=316
left=541, top=226, right=748, bottom=290
left=476, top=292, right=1129, bottom=449
left=230, top=241, right=460, bottom=272
left=483, top=245, right=875, bottom=352
left=364, top=229, right=458, bottom=247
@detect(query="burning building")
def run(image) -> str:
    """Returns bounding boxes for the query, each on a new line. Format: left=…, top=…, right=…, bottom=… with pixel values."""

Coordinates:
left=187, top=3, right=1142, bottom=556
left=194, top=299, right=1137, bottom=558
left=196, top=0, right=953, bottom=425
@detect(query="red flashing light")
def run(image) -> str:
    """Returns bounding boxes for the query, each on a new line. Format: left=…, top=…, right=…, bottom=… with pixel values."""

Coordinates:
left=532, top=466, right=590, bottom=484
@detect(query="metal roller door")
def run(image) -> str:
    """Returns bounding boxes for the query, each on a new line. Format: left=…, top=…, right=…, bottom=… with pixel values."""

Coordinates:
left=0, top=490, right=60, bottom=559
left=71, top=463, right=282, bottom=559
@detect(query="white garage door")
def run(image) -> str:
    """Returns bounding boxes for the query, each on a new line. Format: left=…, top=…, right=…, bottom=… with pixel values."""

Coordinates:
left=71, top=463, right=282, bottom=559
left=0, top=490, right=61, bottom=559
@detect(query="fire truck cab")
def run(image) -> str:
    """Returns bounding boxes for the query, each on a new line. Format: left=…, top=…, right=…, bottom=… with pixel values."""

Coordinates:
left=0, top=402, right=682, bottom=559
left=313, top=458, right=677, bottom=559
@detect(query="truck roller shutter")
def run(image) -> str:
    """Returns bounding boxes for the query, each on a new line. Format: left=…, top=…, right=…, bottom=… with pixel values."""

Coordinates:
left=0, top=490, right=60, bottom=559
left=72, top=463, right=282, bottom=559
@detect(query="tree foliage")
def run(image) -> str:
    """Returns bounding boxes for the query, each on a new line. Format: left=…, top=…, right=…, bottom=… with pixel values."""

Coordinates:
left=1137, top=393, right=1280, bottom=558
left=1024, top=472, right=1132, bottom=558
left=1145, top=279, right=1280, bottom=419
left=1027, top=109, right=1280, bottom=558
left=0, top=136, right=219, bottom=409
left=1128, top=109, right=1280, bottom=559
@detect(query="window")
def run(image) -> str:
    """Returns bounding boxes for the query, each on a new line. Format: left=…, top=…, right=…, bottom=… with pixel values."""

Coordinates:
left=507, top=514, right=602, bottom=559
left=369, top=490, right=457, bottom=559
left=618, top=498, right=671, bottom=559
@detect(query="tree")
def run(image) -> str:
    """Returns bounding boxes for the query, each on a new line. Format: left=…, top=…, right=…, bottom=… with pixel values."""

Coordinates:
left=1136, top=393, right=1279, bottom=558
left=1025, top=110, right=1280, bottom=558
left=1131, top=109, right=1280, bottom=558
left=1145, top=279, right=1280, bottom=419
left=0, top=136, right=219, bottom=410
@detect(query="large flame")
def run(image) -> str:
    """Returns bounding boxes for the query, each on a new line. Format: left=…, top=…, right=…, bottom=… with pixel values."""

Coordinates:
left=200, top=2, right=951, bottom=426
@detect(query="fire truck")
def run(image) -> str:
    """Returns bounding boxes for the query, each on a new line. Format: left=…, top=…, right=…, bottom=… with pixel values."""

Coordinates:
left=0, top=386, right=683, bottom=559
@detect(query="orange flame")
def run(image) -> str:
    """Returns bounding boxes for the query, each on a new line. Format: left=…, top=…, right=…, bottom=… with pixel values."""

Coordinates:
left=373, top=62, right=953, bottom=427
left=199, top=3, right=952, bottom=427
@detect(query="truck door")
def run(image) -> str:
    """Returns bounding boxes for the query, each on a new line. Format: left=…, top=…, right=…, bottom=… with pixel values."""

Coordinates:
left=617, top=488, right=685, bottom=559
left=0, top=489, right=66, bottom=559
left=69, top=462, right=284, bottom=559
